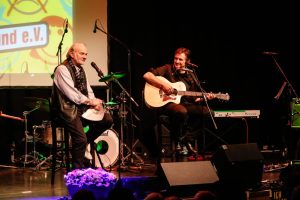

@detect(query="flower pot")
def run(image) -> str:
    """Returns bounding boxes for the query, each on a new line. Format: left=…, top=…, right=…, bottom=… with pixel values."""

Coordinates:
left=67, top=183, right=115, bottom=200
left=64, top=168, right=117, bottom=199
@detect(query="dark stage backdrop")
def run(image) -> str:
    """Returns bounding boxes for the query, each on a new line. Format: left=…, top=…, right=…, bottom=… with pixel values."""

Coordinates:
left=107, top=2, right=300, bottom=158
left=1, top=2, right=300, bottom=163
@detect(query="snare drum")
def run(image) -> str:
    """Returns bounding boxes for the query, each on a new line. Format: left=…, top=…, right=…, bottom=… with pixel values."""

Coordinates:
left=94, top=129, right=119, bottom=168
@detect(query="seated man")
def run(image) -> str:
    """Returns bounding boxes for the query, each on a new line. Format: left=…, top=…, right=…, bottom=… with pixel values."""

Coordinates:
left=143, top=47, right=215, bottom=158
left=51, top=42, right=113, bottom=169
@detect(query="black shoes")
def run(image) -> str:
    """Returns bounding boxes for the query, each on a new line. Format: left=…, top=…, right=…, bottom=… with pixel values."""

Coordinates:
left=186, top=142, right=198, bottom=155
left=176, top=142, right=188, bottom=156
left=176, top=142, right=198, bottom=157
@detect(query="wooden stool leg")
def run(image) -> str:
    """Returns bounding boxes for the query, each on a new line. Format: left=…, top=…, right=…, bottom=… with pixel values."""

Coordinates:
left=157, top=115, right=178, bottom=163
left=171, top=140, right=176, bottom=162
left=51, top=125, right=57, bottom=185
left=64, top=129, right=70, bottom=172
left=157, top=117, right=163, bottom=164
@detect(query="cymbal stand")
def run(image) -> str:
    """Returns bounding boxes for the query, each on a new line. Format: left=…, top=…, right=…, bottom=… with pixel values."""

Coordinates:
left=30, top=125, right=45, bottom=167
left=21, top=107, right=39, bottom=167
left=112, top=79, right=141, bottom=174
left=118, top=91, right=127, bottom=169
left=118, top=92, right=143, bottom=166
left=35, top=126, right=63, bottom=171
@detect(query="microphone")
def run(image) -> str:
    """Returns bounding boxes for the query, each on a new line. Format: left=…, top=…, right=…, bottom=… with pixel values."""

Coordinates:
left=93, top=20, right=97, bottom=33
left=65, top=18, right=68, bottom=33
left=178, top=68, right=193, bottom=72
left=91, top=62, right=104, bottom=77
left=187, top=62, right=199, bottom=68
left=262, top=51, right=278, bottom=55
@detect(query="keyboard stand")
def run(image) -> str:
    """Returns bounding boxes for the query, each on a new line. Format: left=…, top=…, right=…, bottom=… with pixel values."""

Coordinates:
left=202, top=117, right=254, bottom=155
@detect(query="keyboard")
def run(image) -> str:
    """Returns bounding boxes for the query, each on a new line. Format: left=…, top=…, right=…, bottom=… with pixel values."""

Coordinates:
left=214, top=110, right=260, bottom=118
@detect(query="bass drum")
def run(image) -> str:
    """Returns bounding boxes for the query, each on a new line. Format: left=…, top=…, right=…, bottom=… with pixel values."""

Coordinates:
left=94, top=129, right=119, bottom=168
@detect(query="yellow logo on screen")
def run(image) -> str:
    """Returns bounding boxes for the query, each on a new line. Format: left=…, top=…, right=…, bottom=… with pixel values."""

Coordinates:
left=0, top=0, right=73, bottom=74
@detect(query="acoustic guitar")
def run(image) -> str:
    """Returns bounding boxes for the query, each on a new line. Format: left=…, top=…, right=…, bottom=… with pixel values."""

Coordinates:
left=144, top=76, right=230, bottom=108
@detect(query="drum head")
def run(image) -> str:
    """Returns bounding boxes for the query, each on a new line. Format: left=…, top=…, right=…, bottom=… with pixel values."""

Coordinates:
left=94, top=129, right=119, bottom=168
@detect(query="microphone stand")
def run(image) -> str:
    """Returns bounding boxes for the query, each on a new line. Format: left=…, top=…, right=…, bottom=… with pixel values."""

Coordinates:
left=56, top=19, right=68, bottom=65
left=268, top=54, right=299, bottom=157
left=189, top=69, right=217, bottom=129
left=189, top=69, right=227, bottom=158
left=94, top=21, right=143, bottom=173
left=270, top=55, right=299, bottom=99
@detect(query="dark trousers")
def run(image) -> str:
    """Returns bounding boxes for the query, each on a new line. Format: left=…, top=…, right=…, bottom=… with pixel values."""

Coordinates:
left=159, top=102, right=210, bottom=144
left=62, top=112, right=113, bottom=169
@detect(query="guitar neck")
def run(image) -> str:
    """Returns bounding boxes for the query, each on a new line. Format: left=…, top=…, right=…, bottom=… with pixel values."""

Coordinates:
left=178, top=91, right=203, bottom=97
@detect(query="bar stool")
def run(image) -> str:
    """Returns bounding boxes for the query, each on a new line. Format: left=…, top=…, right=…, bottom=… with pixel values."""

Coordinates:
left=50, top=117, right=71, bottom=185
left=156, top=114, right=203, bottom=162
left=156, top=114, right=177, bottom=163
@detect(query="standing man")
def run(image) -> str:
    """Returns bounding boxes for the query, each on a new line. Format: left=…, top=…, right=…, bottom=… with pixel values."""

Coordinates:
left=51, top=42, right=113, bottom=169
left=143, top=47, right=215, bottom=158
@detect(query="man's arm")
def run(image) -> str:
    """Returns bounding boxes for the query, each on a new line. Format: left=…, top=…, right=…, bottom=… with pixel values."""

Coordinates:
left=143, top=72, right=173, bottom=94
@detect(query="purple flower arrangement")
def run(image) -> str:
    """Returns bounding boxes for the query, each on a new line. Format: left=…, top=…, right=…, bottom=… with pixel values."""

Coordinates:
left=64, top=168, right=117, bottom=188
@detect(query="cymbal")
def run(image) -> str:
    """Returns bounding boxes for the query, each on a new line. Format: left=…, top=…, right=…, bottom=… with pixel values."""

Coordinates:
left=105, top=101, right=118, bottom=106
left=24, top=97, right=50, bottom=112
left=99, top=72, right=125, bottom=82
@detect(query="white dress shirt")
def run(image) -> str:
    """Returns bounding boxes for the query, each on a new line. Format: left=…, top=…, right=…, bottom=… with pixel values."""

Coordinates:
left=54, top=64, right=95, bottom=105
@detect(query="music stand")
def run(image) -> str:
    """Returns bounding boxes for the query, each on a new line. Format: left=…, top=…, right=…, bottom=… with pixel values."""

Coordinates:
left=265, top=52, right=299, bottom=159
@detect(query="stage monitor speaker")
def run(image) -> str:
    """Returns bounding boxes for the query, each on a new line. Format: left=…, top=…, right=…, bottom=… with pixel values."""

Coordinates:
left=158, top=161, right=219, bottom=197
left=211, top=143, right=264, bottom=190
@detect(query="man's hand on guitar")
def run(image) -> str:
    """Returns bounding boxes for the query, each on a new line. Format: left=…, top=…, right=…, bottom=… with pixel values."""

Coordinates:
left=206, top=92, right=215, bottom=100
left=195, top=92, right=214, bottom=103
left=161, top=84, right=174, bottom=95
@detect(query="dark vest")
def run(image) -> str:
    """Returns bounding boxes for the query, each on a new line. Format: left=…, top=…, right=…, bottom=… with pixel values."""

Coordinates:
left=51, top=60, right=88, bottom=122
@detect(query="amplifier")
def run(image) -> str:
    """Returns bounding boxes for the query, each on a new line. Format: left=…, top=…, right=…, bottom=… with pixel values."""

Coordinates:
left=246, top=189, right=271, bottom=200
left=291, top=98, right=300, bottom=128
left=246, top=181, right=287, bottom=200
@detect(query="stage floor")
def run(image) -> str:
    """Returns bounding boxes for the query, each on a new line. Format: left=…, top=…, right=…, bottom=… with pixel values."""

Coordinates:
left=0, top=156, right=161, bottom=200
left=0, top=155, right=285, bottom=200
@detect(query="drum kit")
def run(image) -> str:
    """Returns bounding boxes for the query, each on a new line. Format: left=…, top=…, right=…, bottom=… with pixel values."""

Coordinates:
left=100, top=72, right=145, bottom=171
left=1, top=72, right=145, bottom=171
left=0, top=98, right=53, bottom=168
left=93, top=72, right=145, bottom=170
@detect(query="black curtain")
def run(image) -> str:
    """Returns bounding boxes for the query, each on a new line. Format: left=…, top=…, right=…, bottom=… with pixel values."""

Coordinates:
left=107, top=2, right=300, bottom=157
